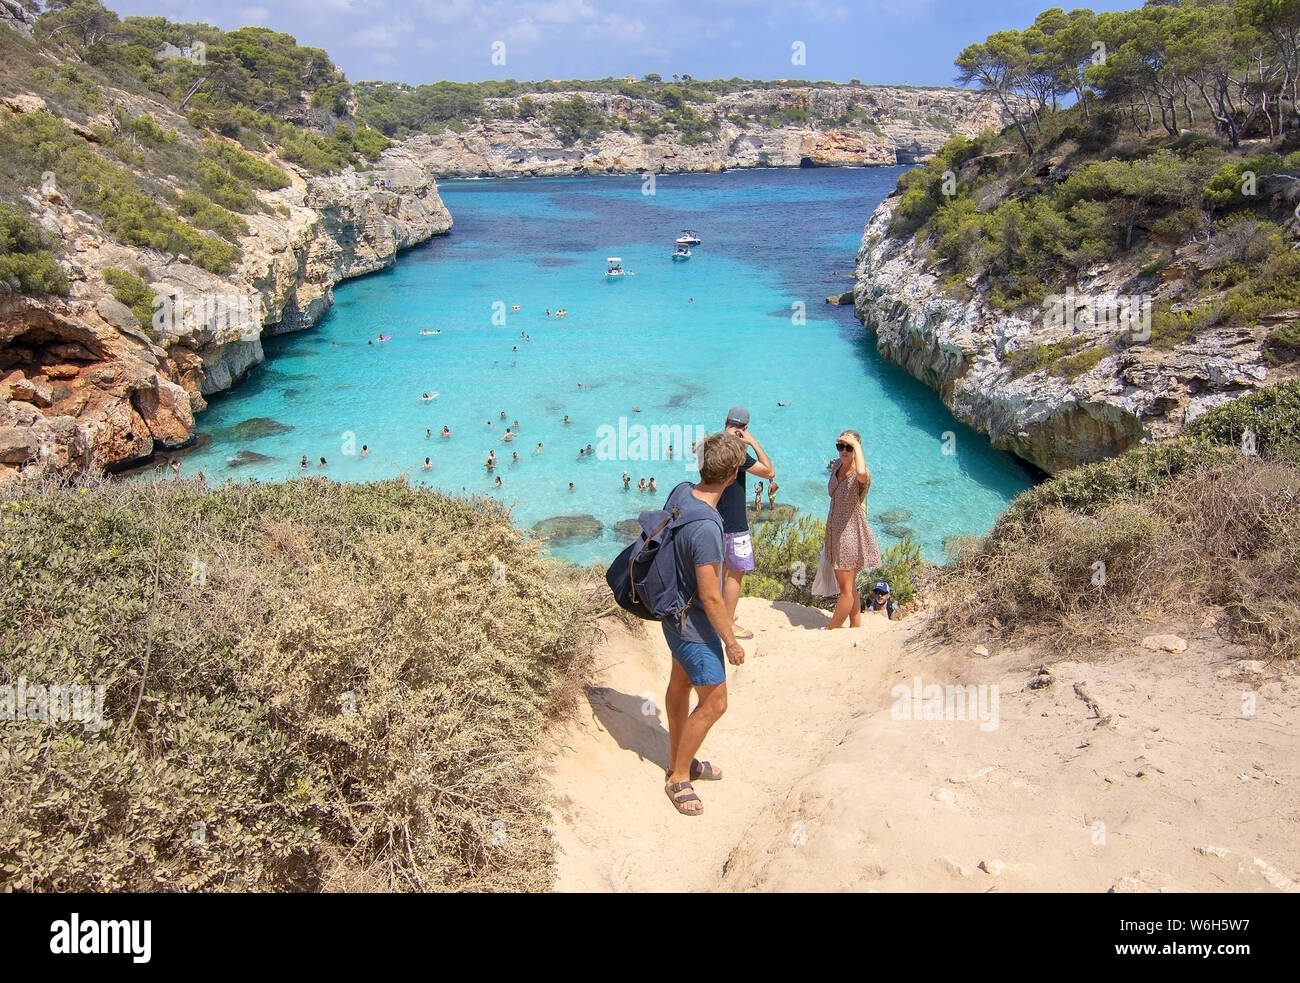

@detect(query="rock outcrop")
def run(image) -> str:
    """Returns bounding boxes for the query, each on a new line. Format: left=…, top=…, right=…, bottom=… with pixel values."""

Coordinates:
left=406, top=86, right=1005, bottom=177
left=853, top=198, right=1279, bottom=475
left=0, top=120, right=452, bottom=484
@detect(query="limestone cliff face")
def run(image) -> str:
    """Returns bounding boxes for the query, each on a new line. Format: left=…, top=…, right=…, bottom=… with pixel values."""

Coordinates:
left=408, top=86, right=1006, bottom=176
left=853, top=199, right=1276, bottom=475
left=0, top=111, right=452, bottom=484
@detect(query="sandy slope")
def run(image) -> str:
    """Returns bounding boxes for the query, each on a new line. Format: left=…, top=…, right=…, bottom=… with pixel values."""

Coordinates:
left=542, top=598, right=1300, bottom=892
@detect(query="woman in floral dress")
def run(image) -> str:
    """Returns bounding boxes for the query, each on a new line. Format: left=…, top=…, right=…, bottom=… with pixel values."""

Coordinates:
left=823, top=429, right=881, bottom=629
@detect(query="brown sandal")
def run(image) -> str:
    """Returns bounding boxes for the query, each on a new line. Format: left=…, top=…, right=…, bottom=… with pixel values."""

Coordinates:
left=665, top=759, right=722, bottom=782
left=665, top=781, right=703, bottom=816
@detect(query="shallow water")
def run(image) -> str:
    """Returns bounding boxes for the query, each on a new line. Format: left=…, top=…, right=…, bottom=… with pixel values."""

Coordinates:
left=170, top=168, right=1036, bottom=564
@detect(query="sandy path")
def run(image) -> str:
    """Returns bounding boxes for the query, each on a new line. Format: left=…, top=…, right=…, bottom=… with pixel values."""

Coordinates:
left=541, top=597, right=914, bottom=892
left=543, top=598, right=1300, bottom=893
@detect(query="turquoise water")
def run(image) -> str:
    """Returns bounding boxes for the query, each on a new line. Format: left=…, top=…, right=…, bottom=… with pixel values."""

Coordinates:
left=172, top=168, right=1036, bottom=564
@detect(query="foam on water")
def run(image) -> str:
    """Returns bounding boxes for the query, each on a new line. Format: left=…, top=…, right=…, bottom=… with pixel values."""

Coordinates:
left=169, top=168, right=1036, bottom=564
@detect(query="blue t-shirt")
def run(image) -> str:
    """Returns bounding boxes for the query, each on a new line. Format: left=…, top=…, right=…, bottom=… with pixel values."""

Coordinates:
left=661, top=484, right=724, bottom=644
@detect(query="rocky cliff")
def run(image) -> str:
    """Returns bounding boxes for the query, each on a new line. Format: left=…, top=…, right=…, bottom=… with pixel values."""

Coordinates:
left=0, top=97, right=451, bottom=484
left=406, top=86, right=1005, bottom=177
left=852, top=197, right=1279, bottom=475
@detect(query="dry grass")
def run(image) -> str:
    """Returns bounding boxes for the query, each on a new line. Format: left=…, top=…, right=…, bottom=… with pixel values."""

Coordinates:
left=0, top=475, right=596, bottom=892
left=929, top=458, right=1300, bottom=660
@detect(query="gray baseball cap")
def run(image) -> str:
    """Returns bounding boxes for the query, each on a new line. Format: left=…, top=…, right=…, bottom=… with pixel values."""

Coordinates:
left=726, top=406, right=750, bottom=427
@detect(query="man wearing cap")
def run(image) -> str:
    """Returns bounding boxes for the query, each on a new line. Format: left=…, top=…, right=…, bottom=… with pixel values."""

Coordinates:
left=863, top=581, right=899, bottom=620
left=717, top=406, right=775, bottom=639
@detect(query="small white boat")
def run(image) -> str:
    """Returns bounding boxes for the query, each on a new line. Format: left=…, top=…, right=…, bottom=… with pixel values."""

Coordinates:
left=605, top=257, right=626, bottom=279
left=678, top=230, right=702, bottom=245
left=672, top=246, right=692, bottom=261
left=420, top=392, right=439, bottom=402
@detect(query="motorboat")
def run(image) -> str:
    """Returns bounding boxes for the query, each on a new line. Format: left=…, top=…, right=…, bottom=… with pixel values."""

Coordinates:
left=672, top=246, right=692, bottom=261
left=605, top=257, right=626, bottom=279
left=678, top=230, right=702, bottom=245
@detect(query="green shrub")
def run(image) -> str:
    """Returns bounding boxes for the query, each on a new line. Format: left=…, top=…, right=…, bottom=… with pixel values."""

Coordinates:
left=866, top=537, right=925, bottom=605
left=0, top=204, right=68, bottom=296
left=200, top=139, right=290, bottom=191
left=177, top=191, right=249, bottom=241
left=741, top=575, right=786, bottom=601
left=748, top=514, right=829, bottom=607
left=101, top=267, right=155, bottom=328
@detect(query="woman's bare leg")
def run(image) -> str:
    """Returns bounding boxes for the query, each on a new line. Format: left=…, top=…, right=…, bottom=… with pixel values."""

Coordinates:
left=828, top=569, right=857, bottom=629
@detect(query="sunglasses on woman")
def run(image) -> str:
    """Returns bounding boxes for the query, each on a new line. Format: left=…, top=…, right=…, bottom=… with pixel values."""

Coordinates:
left=835, top=442, right=852, bottom=452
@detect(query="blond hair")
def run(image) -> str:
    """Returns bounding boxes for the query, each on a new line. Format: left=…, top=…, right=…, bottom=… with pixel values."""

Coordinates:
left=697, top=432, right=747, bottom=485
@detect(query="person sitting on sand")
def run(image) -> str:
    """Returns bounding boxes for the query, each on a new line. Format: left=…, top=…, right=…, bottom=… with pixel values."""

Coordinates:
left=441, top=427, right=451, bottom=438
left=422, top=458, right=432, bottom=471
left=862, top=581, right=899, bottom=620
left=660, top=431, right=748, bottom=817
left=753, top=482, right=764, bottom=511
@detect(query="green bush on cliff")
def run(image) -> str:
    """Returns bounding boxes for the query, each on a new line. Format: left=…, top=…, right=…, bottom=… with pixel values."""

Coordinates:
left=177, top=190, right=248, bottom=241
left=200, top=139, right=291, bottom=191
left=0, top=109, right=240, bottom=275
left=0, top=477, right=593, bottom=892
left=0, top=204, right=68, bottom=297
left=747, top=514, right=830, bottom=607
left=101, top=266, right=156, bottom=328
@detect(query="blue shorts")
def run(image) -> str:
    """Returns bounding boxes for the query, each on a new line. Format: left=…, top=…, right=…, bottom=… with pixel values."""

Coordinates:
left=663, top=627, right=726, bottom=687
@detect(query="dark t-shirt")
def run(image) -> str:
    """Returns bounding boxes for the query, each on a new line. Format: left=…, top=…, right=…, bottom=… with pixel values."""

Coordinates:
left=863, top=596, right=899, bottom=619
left=661, top=483, right=724, bottom=643
left=717, top=454, right=756, bottom=534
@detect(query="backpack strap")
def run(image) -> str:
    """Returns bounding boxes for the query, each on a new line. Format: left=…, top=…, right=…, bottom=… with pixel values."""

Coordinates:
left=667, top=502, right=724, bottom=635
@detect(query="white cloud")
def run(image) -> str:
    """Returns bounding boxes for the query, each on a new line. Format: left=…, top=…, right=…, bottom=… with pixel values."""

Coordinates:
left=800, top=0, right=850, bottom=23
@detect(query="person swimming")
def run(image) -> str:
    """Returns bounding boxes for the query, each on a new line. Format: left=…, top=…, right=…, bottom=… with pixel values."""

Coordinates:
left=511, top=305, right=520, bottom=311
left=535, top=442, right=543, bottom=454
left=637, top=478, right=647, bottom=492
left=319, top=457, right=327, bottom=467
left=622, top=471, right=630, bottom=490
left=500, top=411, right=507, bottom=420
left=422, top=458, right=432, bottom=470
left=568, top=482, right=575, bottom=492
left=649, top=477, right=657, bottom=493
left=441, top=427, right=451, bottom=438
left=361, top=445, right=370, bottom=457
left=585, top=443, right=594, bottom=456
left=513, top=420, right=520, bottom=430
left=426, top=429, right=432, bottom=438
left=494, top=476, right=502, bottom=488
left=502, top=429, right=514, bottom=442
left=485, top=451, right=497, bottom=469
left=562, top=415, right=571, bottom=424
left=300, top=455, right=309, bottom=469
left=511, top=452, right=519, bottom=464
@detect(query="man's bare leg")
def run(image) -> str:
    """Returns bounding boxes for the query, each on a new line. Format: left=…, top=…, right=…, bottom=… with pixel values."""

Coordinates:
left=723, top=567, right=744, bottom=624
left=665, top=659, right=693, bottom=776
left=666, top=680, right=728, bottom=814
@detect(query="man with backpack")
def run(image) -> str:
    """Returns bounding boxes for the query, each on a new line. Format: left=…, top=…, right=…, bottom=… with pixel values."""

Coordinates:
left=605, top=432, right=749, bottom=817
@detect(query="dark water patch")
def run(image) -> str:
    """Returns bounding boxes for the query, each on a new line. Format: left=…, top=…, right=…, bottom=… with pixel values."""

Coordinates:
left=534, top=256, right=580, bottom=268
left=532, top=514, right=603, bottom=543
left=877, top=508, right=914, bottom=524
left=883, top=524, right=915, bottom=539
left=282, top=389, right=300, bottom=399
left=226, top=449, right=275, bottom=468
left=228, top=417, right=294, bottom=440
left=616, top=519, right=642, bottom=541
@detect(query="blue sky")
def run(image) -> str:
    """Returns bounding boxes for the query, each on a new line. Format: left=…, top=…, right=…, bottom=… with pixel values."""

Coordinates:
left=100, top=0, right=1140, bottom=86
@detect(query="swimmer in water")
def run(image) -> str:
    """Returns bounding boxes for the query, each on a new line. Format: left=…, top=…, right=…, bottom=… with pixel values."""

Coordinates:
left=320, top=457, right=327, bottom=467
left=500, top=411, right=507, bottom=420
left=502, top=429, right=514, bottom=442
left=426, top=429, right=432, bottom=438
left=562, top=415, right=571, bottom=425
left=622, top=471, right=630, bottom=490
left=649, top=477, right=658, bottom=493
left=441, top=427, right=451, bottom=438
left=361, top=445, right=369, bottom=457
left=485, top=451, right=497, bottom=469
left=422, top=458, right=432, bottom=470
left=300, top=455, right=309, bottom=469
left=638, top=478, right=647, bottom=492
left=535, top=442, right=543, bottom=454
left=513, top=420, right=520, bottom=429
left=494, top=476, right=503, bottom=488
left=511, top=305, right=520, bottom=311
left=511, top=452, right=519, bottom=464
left=777, top=401, right=792, bottom=407
left=568, top=482, right=575, bottom=492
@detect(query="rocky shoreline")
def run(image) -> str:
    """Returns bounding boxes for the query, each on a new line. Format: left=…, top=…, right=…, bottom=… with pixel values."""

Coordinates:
left=399, top=85, right=1005, bottom=177
left=0, top=128, right=452, bottom=485
left=852, top=197, right=1277, bottom=475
